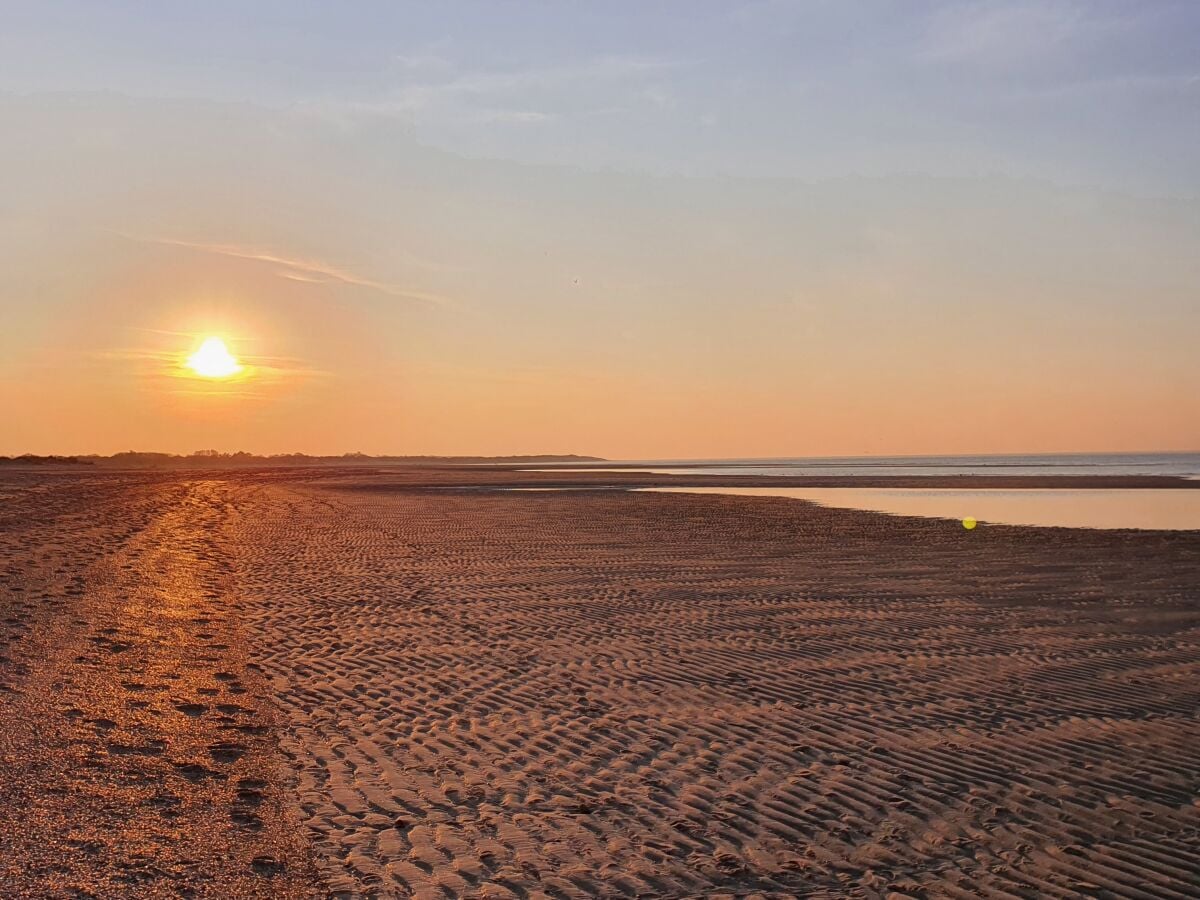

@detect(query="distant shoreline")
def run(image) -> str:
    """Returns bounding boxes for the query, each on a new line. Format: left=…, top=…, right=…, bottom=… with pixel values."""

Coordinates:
left=3, top=458, right=1199, bottom=489
left=0, top=452, right=604, bottom=468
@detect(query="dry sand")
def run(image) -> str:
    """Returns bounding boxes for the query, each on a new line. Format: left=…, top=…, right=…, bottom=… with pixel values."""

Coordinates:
left=2, top=467, right=1199, bottom=898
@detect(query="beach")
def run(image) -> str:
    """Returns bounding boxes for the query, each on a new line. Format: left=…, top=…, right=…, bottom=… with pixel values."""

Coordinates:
left=2, top=467, right=1199, bottom=897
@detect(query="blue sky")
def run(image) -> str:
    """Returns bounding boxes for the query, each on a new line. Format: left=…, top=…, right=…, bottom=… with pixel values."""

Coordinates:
left=4, top=1, right=1198, bottom=193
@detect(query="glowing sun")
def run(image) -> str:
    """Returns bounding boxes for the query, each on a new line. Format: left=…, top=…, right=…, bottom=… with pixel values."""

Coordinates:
left=186, top=336, right=242, bottom=378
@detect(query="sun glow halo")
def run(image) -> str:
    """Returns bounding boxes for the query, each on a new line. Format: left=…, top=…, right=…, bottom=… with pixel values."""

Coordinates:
left=186, top=336, right=243, bottom=378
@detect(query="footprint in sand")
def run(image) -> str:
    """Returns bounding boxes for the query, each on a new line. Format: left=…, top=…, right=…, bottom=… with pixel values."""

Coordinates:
left=208, top=741, right=247, bottom=765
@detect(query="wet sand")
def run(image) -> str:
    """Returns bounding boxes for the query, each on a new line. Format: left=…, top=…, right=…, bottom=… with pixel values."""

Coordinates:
left=2, top=467, right=1199, bottom=898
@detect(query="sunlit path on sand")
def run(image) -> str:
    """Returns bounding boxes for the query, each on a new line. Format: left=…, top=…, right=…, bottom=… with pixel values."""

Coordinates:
left=0, top=477, right=317, bottom=895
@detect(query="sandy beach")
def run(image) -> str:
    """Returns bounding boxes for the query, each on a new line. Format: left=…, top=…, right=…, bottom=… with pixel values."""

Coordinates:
left=9, top=2, right=1199, bottom=895
left=2, top=467, right=1199, bottom=898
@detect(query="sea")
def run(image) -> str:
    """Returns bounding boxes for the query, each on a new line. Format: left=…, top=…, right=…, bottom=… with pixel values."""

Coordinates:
left=529, top=453, right=1200, bottom=530
left=532, top=452, right=1200, bottom=479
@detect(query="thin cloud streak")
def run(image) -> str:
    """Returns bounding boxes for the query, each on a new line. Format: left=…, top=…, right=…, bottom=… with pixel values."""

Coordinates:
left=313, top=54, right=685, bottom=121
left=97, top=347, right=328, bottom=378
left=120, top=233, right=454, bottom=306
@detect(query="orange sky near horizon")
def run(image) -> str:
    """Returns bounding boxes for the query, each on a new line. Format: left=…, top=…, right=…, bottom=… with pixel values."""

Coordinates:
left=2, top=94, right=1198, bottom=460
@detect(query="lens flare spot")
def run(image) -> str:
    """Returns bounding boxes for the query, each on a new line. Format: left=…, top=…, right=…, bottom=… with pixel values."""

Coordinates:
left=186, top=337, right=242, bottom=379
left=962, top=517, right=977, bottom=530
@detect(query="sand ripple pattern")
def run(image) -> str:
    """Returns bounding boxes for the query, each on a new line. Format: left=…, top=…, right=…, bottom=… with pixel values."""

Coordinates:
left=226, top=483, right=1200, bottom=898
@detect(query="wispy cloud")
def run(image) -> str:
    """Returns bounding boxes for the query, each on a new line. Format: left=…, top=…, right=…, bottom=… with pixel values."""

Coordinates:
left=1005, top=70, right=1200, bottom=101
left=476, top=109, right=553, bottom=124
left=918, top=1, right=1116, bottom=67
left=96, top=346, right=328, bottom=400
left=419, top=55, right=681, bottom=99
left=393, top=40, right=457, bottom=75
left=121, top=233, right=453, bottom=306
left=315, top=54, right=685, bottom=123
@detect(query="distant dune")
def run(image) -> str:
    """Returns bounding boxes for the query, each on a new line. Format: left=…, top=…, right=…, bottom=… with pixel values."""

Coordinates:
left=1, top=451, right=604, bottom=469
left=0, top=454, right=92, bottom=466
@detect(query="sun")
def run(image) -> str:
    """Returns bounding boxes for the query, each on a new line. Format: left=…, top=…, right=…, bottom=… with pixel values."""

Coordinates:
left=186, top=336, right=243, bottom=378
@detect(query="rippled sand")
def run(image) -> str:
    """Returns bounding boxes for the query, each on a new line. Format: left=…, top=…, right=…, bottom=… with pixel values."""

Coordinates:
left=2, top=468, right=1200, bottom=898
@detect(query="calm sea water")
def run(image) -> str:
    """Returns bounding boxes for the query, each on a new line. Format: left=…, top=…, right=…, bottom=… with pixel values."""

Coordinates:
left=638, top=487, right=1200, bottom=531
left=532, top=452, right=1200, bottom=479
left=524, top=453, right=1200, bottom=529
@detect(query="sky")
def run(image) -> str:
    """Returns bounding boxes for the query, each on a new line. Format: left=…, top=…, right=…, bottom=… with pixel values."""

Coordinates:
left=1, top=1, right=1198, bottom=458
